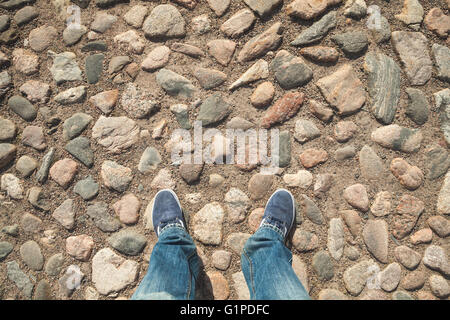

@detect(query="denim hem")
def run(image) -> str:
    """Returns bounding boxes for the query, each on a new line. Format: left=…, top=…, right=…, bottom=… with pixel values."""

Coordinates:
left=159, top=223, right=186, bottom=236
left=258, top=222, right=285, bottom=239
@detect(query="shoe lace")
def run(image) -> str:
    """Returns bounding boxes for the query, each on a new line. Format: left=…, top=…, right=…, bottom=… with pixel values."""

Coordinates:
left=259, top=216, right=288, bottom=237
left=157, top=217, right=185, bottom=235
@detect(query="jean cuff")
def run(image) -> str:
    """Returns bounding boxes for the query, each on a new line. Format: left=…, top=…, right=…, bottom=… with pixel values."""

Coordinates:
left=159, top=223, right=186, bottom=236
left=258, top=222, right=285, bottom=240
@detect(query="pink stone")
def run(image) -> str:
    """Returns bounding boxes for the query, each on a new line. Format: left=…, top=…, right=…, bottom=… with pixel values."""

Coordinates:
left=112, top=193, right=141, bottom=225
left=343, top=184, right=369, bottom=212
left=66, top=234, right=94, bottom=261
left=299, top=148, right=328, bottom=168
left=49, top=158, right=78, bottom=189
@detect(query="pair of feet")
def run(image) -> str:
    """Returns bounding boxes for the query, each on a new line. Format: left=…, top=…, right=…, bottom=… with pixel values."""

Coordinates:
left=152, top=188, right=296, bottom=240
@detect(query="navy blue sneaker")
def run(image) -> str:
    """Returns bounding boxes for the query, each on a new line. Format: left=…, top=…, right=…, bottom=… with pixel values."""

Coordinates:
left=259, top=189, right=296, bottom=240
left=151, top=189, right=186, bottom=237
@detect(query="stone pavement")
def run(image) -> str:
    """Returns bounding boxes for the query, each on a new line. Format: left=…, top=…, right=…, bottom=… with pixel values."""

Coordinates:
left=0, top=0, right=449, bottom=300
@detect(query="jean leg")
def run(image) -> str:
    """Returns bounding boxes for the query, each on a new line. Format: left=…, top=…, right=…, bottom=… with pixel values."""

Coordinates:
left=131, top=226, right=200, bottom=300
left=241, top=227, right=310, bottom=300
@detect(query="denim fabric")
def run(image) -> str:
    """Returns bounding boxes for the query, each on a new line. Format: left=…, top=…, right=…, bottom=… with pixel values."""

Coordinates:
left=131, top=226, right=200, bottom=300
left=131, top=225, right=310, bottom=300
left=241, top=227, right=311, bottom=300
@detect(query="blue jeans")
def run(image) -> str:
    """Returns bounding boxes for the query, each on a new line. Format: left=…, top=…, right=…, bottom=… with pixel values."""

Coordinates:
left=131, top=226, right=310, bottom=300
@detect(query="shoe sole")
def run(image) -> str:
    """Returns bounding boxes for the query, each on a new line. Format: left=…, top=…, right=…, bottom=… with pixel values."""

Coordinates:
left=151, top=189, right=185, bottom=234
left=264, top=188, right=296, bottom=237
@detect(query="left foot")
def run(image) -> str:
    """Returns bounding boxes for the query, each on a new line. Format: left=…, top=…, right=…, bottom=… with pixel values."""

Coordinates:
left=151, top=189, right=186, bottom=237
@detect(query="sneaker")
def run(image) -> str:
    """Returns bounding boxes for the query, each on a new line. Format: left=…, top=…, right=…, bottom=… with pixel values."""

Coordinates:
left=151, top=189, right=186, bottom=237
left=259, top=189, right=296, bottom=240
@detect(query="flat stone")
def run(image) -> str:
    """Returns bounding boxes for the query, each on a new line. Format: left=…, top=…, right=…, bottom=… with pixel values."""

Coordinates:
left=207, top=0, right=230, bottom=16
left=193, top=202, right=225, bottom=245
left=371, top=124, right=422, bottom=153
left=341, top=209, right=362, bottom=238
left=86, top=202, right=121, bottom=233
left=335, top=145, right=356, bottom=161
left=358, top=145, right=386, bottom=182
left=343, top=259, right=377, bottom=296
left=85, top=53, right=104, bottom=84
left=367, top=7, right=391, bottom=43
left=220, top=9, right=255, bottom=38
left=291, top=11, right=336, bottom=46
left=63, top=113, right=92, bottom=140
left=108, top=56, right=131, bottom=74
left=427, top=216, right=450, bottom=238
left=34, top=280, right=52, bottom=300
left=171, top=43, right=205, bottom=58
left=248, top=173, right=274, bottom=200
left=191, top=14, right=211, bottom=34
left=124, top=4, right=147, bottom=28
left=437, top=171, right=450, bottom=215
left=379, top=262, right=401, bottom=292
left=92, top=116, right=139, bottom=154
left=63, top=25, right=88, bottom=46
left=19, top=80, right=51, bottom=104
left=271, top=50, right=312, bottom=89
left=424, top=7, right=450, bottom=38
left=318, top=289, right=348, bottom=300
left=20, top=213, right=42, bottom=234
left=261, top=92, right=304, bottom=128
left=363, top=219, right=388, bottom=263
left=390, top=158, right=423, bottom=190
left=66, top=234, right=94, bottom=261
left=8, top=95, right=37, bottom=121
left=401, top=270, right=426, bottom=291
left=308, top=99, right=333, bottom=122
left=101, top=160, right=133, bottom=193
left=50, top=158, right=78, bottom=189
left=108, top=229, right=146, bottom=256
left=292, top=229, right=319, bottom=252
left=312, top=250, right=334, bottom=280
left=423, top=245, right=450, bottom=276
left=193, top=68, right=227, bottom=92
left=58, top=265, right=84, bottom=297
left=141, top=46, right=170, bottom=71
left=65, top=137, right=94, bottom=168
left=238, top=22, right=282, bottom=62
left=432, top=44, right=450, bottom=83
left=16, top=155, right=37, bottom=177
left=344, top=0, right=367, bottom=19
left=283, top=170, right=313, bottom=189
left=92, top=248, right=139, bottom=295
left=299, top=148, right=328, bottom=168
left=410, top=228, right=432, bottom=244
left=52, top=199, right=75, bottom=230
left=392, top=290, right=415, bottom=300
left=113, top=30, right=145, bottom=54
left=156, top=68, right=196, bottom=99
left=150, top=169, right=175, bottom=189
left=251, top=81, right=274, bottom=108
left=91, top=12, right=116, bottom=33
left=81, top=40, right=107, bottom=52
left=299, top=46, right=339, bottom=63
left=332, top=31, right=368, bottom=55
left=6, top=261, right=34, bottom=299
left=224, top=188, right=250, bottom=224
left=391, top=31, right=432, bottom=85
left=142, top=4, right=185, bottom=40
left=29, top=25, right=58, bottom=52
left=180, top=163, right=203, bottom=184
left=229, top=59, right=269, bottom=91
left=207, top=39, right=236, bottom=66
left=113, top=194, right=140, bottom=225
left=429, top=274, right=450, bottom=298
left=364, top=52, right=401, bottom=124
left=212, top=250, right=232, bottom=271
left=48, top=51, right=83, bottom=84
left=90, top=89, right=119, bottom=115
left=0, top=143, right=16, bottom=170
left=12, top=48, right=39, bottom=75
left=138, top=147, right=161, bottom=174
left=197, top=93, right=231, bottom=126
left=121, top=83, right=158, bottom=119
left=20, top=240, right=44, bottom=271
left=343, top=184, right=369, bottom=212
left=394, top=0, right=424, bottom=30
left=28, top=186, right=50, bottom=211
left=1, top=173, right=23, bottom=199
left=371, top=191, right=392, bottom=217
left=328, top=217, right=345, bottom=260
left=316, top=64, right=366, bottom=115
left=0, top=241, right=13, bottom=261
left=405, top=88, right=429, bottom=125
left=394, top=245, right=421, bottom=270
left=244, top=0, right=282, bottom=17
left=392, top=194, right=424, bottom=240
left=44, top=253, right=64, bottom=276
left=435, top=89, right=450, bottom=146
left=55, top=86, right=86, bottom=105
left=314, top=173, right=333, bottom=197
left=170, top=104, right=191, bottom=130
